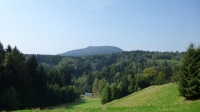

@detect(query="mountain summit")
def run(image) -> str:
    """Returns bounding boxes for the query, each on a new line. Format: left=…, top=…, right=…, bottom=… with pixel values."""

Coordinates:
left=58, top=46, right=124, bottom=56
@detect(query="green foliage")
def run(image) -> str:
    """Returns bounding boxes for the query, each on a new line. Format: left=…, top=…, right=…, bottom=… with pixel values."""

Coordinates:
left=26, top=55, right=39, bottom=107
left=47, top=84, right=62, bottom=105
left=92, top=78, right=99, bottom=95
left=110, top=84, right=118, bottom=100
left=177, top=43, right=200, bottom=99
left=36, top=64, right=47, bottom=107
left=2, top=46, right=33, bottom=109
left=47, top=68, right=72, bottom=87
left=5, top=45, right=12, bottom=52
left=155, top=71, right=166, bottom=84
left=117, top=81, right=128, bottom=98
left=12, top=48, right=184, bottom=107
left=0, top=42, right=186, bottom=110
left=61, top=86, right=69, bottom=103
left=0, top=42, right=5, bottom=63
left=60, top=68, right=72, bottom=86
left=101, top=86, right=111, bottom=104
left=55, top=50, right=183, bottom=104
left=98, top=78, right=108, bottom=94
left=0, top=43, right=78, bottom=111
left=0, top=87, right=20, bottom=111
left=24, top=54, right=64, bottom=65
left=143, top=68, right=157, bottom=77
left=55, top=50, right=182, bottom=94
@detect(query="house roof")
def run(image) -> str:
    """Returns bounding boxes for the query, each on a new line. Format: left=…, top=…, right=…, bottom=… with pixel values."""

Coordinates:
left=84, top=92, right=92, bottom=96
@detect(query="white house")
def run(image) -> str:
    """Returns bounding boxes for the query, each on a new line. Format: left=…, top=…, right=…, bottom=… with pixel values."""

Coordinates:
left=84, top=92, right=93, bottom=98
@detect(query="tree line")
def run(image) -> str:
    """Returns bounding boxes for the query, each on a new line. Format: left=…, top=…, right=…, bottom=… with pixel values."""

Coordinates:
left=0, top=42, right=78, bottom=111
left=24, top=54, right=64, bottom=65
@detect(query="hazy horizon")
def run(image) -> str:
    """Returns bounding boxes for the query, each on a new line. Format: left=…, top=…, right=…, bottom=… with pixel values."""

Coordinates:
left=1, top=0, right=200, bottom=55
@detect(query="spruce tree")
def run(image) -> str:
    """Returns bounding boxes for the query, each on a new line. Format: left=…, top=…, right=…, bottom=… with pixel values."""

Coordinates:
left=37, top=64, right=47, bottom=107
left=26, top=55, right=38, bottom=107
left=6, top=45, right=12, bottom=52
left=177, top=43, right=200, bottom=99
left=2, top=47, right=33, bottom=108
left=0, top=42, right=5, bottom=63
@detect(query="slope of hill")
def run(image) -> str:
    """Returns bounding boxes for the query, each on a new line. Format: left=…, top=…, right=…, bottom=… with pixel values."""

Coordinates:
left=16, top=83, right=200, bottom=112
left=58, top=46, right=124, bottom=56
left=101, top=83, right=200, bottom=112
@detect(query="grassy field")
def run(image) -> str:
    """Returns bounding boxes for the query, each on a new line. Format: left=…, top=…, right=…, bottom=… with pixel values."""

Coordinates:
left=15, top=97, right=101, bottom=112
left=102, top=83, right=200, bottom=112
left=16, top=83, right=200, bottom=112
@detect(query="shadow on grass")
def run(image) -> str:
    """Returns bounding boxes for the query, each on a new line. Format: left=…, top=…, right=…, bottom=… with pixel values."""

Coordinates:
left=43, top=99, right=92, bottom=110
left=65, top=99, right=90, bottom=109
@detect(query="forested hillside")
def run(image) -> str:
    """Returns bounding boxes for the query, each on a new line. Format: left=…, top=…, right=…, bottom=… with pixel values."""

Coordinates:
left=32, top=49, right=185, bottom=104
left=0, top=43, right=78, bottom=111
left=24, top=54, right=64, bottom=65
left=0, top=41, right=188, bottom=111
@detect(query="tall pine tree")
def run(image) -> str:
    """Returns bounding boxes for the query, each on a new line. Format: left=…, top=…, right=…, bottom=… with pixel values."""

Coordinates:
left=177, top=43, right=200, bottom=99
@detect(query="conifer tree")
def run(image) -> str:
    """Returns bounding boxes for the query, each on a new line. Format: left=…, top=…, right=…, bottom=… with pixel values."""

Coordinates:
left=6, top=45, right=12, bottom=52
left=101, top=86, right=111, bottom=104
left=36, top=64, right=47, bottom=107
left=110, top=84, right=118, bottom=100
left=177, top=43, right=200, bottom=99
left=25, top=55, right=38, bottom=107
left=0, top=42, right=5, bottom=63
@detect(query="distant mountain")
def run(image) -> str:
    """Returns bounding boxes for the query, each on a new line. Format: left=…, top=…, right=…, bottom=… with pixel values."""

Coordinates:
left=58, top=46, right=124, bottom=56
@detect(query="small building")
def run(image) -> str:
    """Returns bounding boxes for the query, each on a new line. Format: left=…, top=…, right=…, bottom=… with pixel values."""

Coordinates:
left=84, top=92, right=93, bottom=98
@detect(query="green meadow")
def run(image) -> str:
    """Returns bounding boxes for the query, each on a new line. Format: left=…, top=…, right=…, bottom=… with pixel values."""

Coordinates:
left=103, top=83, right=200, bottom=112
left=16, top=83, right=200, bottom=112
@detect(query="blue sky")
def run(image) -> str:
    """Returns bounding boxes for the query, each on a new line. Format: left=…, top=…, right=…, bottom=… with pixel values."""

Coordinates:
left=0, top=0, right=200, bottom=54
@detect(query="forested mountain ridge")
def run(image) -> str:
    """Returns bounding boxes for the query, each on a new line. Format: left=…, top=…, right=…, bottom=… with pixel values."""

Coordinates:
left=24, top=54, right=64, bottom=65
left=58, top=46, right=124, bottom=56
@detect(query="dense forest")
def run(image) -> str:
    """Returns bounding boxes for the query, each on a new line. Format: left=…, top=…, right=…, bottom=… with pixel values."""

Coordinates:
left=29, top=48, right=185, bottom=104
left=2, top=40, right=193, bottom=110
left=0, top=42, right=78, bottom=111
